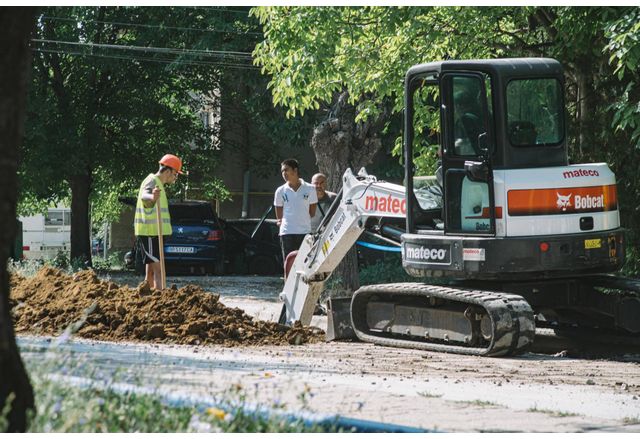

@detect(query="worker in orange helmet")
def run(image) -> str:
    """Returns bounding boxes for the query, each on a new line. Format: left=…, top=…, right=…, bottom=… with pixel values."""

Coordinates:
left=133, top=154, right=185, bottom=289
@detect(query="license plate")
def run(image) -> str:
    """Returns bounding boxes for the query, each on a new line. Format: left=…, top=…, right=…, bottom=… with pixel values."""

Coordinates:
left=166, top=246, right=195, bottom=254
left=584, top=239, right=601, bottom=249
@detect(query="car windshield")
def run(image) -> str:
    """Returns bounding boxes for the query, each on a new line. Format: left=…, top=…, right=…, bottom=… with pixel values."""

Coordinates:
left=169, top=204, right=217, bottom=225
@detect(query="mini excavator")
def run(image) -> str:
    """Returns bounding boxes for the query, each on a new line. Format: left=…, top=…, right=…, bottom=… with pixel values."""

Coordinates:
left=279, top=58, right=640, bottom=356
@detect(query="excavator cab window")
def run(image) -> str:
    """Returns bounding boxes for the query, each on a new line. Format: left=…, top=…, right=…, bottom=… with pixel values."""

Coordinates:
left=506, top=78, right=563, bottom=147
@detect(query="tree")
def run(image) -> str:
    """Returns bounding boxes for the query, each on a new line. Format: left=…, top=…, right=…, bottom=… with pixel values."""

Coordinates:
left=253, top=6, right=640, bottom=276
left=22, top=7, right=229, bottom=266
left=0, top=7, right=36, bottom=432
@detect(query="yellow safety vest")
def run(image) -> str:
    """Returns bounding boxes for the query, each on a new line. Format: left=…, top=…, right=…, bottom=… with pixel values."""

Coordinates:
left=134, top=174, right=172, bottom=236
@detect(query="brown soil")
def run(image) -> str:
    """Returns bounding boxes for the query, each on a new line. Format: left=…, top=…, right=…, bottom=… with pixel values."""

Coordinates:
left=9, top=267, right=323, bottom=346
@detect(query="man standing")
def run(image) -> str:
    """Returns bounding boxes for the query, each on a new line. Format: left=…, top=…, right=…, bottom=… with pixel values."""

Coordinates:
left=274, top=158, right=317, bottom=263
left=134, top=154, right=184, bottom=289
left=310, top=172, right=337, bottom=232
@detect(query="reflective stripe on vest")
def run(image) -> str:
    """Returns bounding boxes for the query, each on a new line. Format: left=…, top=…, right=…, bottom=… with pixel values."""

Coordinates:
left=134, top=174, right=172, bottom=236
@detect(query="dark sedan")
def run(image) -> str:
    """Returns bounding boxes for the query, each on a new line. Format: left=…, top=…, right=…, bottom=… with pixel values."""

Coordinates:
left=164, top=201, right=225, bottom=275
left=125, top=200, right=225, bottom=275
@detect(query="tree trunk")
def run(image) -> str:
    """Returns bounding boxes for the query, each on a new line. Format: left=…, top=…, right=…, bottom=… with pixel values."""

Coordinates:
left=311, top=91, right=386, bottom=294
left=69, top=173, right=93, bottom=267
left=0, top=7, right=36, bottom=432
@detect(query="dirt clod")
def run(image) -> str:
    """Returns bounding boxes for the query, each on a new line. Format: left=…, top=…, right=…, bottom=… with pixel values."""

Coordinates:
left=10, top=267, right=323, bottom=347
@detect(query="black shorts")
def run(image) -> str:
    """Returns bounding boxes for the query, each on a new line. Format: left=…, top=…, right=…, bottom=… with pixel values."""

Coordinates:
left=137, top=236, right=160, bottom=264
left=280, top=234, right=306, bottom=262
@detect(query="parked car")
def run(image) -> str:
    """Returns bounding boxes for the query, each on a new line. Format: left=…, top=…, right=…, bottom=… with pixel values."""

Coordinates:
left=124, top=199, right=226, bottom=275
left=221, top=208, right=282, bottom=276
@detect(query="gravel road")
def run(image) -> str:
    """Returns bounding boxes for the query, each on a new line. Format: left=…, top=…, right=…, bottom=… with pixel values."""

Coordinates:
left=17, top=272, right=640, bottom=432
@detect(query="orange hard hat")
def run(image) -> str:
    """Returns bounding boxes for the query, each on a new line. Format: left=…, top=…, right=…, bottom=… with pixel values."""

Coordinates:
left=159, top=154, right=185, bottom=174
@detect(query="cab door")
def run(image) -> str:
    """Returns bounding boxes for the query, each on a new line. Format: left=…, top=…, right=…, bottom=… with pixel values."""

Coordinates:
left=441, top=72, right=496, bottom=236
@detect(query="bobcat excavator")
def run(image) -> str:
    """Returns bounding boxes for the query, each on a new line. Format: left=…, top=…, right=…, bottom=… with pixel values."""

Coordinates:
left=279, top=58, right=640, bottom=356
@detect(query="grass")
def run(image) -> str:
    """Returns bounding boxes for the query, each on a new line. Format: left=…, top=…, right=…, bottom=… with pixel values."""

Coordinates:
left=0, top=354, right=340, bottom=433
left=417, top=391, right=443, bottom=398
left=8, top=250, right=126, bottom=278
left=527, top=407, right=579, bottom=418
left=622, top=417, right=640, bottom=425
left=462, top=399, right=501, bottom=408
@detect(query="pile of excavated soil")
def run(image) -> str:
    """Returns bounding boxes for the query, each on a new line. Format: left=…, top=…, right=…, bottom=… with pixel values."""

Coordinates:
left=9, top=267, right=323, bottom=347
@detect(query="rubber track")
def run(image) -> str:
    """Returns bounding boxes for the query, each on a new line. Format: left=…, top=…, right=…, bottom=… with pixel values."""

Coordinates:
left=351, top=283, right=535, bottom=357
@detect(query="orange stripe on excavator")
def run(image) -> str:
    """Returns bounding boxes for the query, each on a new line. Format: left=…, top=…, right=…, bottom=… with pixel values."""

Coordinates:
left=507, top=185, right=617, bottom=216
left=465, top=206, right=503, bottom=219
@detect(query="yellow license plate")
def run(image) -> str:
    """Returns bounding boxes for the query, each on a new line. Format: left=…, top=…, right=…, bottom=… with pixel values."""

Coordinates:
left=584, top=239, right=602, bottom=249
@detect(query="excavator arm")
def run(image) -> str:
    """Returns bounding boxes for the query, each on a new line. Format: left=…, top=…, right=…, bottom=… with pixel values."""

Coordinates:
left=278, top=168, right=407, bottom=325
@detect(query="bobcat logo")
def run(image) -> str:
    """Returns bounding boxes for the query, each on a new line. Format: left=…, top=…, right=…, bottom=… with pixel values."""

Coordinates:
left=556, top=193, right=572, bottom=211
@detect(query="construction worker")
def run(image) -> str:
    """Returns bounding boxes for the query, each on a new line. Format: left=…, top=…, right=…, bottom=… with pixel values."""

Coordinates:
left=134, top=154, right=184, bottom=289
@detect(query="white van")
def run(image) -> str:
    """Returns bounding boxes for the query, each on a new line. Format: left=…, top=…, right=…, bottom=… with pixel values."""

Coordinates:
left=20, top=207, right=71, bottom=259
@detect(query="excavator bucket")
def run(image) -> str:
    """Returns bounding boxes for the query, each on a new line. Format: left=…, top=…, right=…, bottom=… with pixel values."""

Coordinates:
left=325, top=297, right=357, bottom=341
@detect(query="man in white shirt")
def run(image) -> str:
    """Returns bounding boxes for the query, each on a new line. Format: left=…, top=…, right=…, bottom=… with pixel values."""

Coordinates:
left=274, top=158, right=318, bottom=263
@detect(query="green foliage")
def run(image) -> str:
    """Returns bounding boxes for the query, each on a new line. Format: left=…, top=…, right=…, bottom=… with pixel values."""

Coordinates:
left=21, top=7, right=242, bottom=261
left=199, top=178, right=231, bottom=202
left=91, top=251, right=126, bottom=272
left=359, top=257, right=413, bottom=286
left=605, top=9, right=640, bottom=148
left=21, top=6, right=313, bottom=253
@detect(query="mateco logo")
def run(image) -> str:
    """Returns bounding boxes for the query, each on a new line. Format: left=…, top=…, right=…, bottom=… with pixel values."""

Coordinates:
left=562, top=169, right=600, bottom=179
left=364, top=194, right=406, bottom=215
left=404, top=244, right=450, bottom=264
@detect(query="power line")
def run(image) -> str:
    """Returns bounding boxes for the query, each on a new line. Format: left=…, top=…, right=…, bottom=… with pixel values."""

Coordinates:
left=32, top=47, right=260, bottom=70
left=33, top=38, right=254, bottom=59
left=39, top=14, right=263, bottom=37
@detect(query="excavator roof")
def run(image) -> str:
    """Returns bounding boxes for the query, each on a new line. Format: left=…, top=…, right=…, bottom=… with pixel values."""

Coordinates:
left=406, top=58, right=563, bottom=79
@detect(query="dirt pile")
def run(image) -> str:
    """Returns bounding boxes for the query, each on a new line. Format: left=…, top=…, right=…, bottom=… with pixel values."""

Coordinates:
left=9, top=267, right=323, bottom=346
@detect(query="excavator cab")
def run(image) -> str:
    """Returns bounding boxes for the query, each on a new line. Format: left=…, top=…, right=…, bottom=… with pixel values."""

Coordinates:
left=400, top=59, right=623, bottom=281
left=405, top=59, right=566, bottom=237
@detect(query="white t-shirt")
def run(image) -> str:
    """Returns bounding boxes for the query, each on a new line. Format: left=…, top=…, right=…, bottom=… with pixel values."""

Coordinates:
left=274, top=179, right=318, bottom=235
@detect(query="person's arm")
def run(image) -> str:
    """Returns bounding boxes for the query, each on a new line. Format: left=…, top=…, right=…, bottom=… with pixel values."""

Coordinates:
left=274, top=186, right=284, bottom=227
left=140, top=178, right=159, bottom=208
left=309, top=203, right=317, bottom=218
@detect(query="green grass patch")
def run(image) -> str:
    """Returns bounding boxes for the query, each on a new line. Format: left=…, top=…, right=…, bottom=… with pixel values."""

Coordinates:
left=527, top=407, right=578, bottom=417
left=2, top=335, right=341, bottom=433
left=417, top=391, right=443, bottom=398
left=2, top=369, right=339, bottom=433
left=461, top=399, right=500, bottom=408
